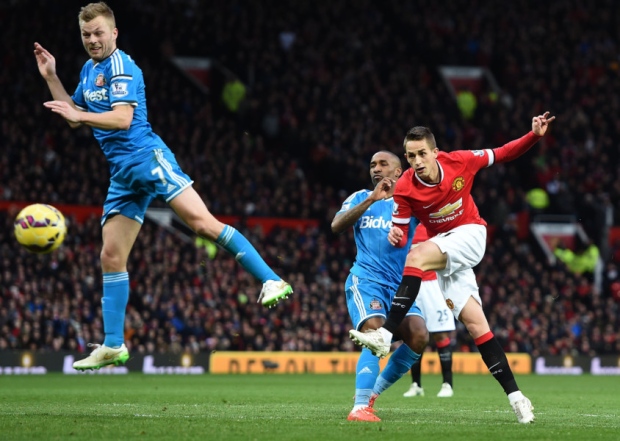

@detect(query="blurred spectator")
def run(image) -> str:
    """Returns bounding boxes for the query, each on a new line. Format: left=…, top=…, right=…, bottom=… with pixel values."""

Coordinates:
left=555, top=237, right=600, bottom=277
left=222, top=75, right=246, bottom=113
left=456, top=87, right=477, bottom=121
left=525, top=188, right=550, bottom=215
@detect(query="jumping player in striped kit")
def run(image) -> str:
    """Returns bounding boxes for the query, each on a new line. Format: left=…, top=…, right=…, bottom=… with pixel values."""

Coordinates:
left=34, top=2, right=292, bottom=370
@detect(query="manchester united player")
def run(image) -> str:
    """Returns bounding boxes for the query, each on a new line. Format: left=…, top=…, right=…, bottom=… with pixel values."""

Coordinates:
left=350, top=112, right=555, bottom=423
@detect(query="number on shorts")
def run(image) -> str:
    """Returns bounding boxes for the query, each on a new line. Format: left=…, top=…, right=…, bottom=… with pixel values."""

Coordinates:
left=151, top=166, right=167, bottom=184
left=437, top=309, right=450, bottom=323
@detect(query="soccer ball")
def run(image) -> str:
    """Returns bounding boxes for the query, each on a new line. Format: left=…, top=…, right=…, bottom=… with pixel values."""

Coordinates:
left=14, top=204, right=67, bottom=254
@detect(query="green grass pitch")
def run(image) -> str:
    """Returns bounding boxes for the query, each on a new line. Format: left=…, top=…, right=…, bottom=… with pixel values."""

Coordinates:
left=0, top=374, right=618, bottom=440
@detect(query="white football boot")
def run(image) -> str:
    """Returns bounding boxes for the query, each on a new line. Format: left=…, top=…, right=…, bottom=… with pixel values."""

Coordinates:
left=437, top=382, right=454, bottom=397
left=511, top=396, right=535, bottom=424
left=349, top=329, right=390, bottom=358
left=258, top=280, right=293, bottom=308
left=72, top=343, right=129, bottom=371
left=403, top=382, right=425, bottom=397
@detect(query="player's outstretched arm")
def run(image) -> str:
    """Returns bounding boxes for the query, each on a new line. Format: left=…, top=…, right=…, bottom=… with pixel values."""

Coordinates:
left=34, top=42, right=82, bottom=128
left=492, top=111, right=555, bottom=164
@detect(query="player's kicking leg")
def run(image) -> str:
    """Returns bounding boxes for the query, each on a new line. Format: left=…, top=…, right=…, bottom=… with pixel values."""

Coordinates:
left=169, top=187, right=293, bottom=308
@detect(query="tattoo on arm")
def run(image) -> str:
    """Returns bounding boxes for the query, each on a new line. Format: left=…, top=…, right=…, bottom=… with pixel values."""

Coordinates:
left=332, top=198, right=374, bottom=233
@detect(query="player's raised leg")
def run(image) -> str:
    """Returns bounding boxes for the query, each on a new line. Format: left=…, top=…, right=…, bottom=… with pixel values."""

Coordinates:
left=169, top=186, right=292, bottom=307
left=351, top=242, right=447, bottom=357
left=73, top=214, right=139, bottom=370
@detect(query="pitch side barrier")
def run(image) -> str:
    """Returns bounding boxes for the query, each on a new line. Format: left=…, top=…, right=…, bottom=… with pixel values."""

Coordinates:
left=1, top=351, right=620, bottom=375
left=208, top=351, right=532, bottom=374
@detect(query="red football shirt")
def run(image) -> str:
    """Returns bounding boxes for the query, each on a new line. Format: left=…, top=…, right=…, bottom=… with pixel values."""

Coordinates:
left=393, top=131, right=541, bottom=240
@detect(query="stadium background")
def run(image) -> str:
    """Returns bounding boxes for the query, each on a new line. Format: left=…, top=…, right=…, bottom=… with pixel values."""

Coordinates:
left=1, top=0, right=619, bottom=372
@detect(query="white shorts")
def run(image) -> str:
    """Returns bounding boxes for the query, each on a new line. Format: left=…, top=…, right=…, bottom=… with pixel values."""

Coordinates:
left=416, top=279, right=456, bottom=333
left=428, top=224, right=486, bottom=319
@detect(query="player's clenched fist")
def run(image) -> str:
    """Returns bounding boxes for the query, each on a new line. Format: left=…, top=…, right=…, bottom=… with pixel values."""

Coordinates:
left=370, top=177, right=395, bottom=202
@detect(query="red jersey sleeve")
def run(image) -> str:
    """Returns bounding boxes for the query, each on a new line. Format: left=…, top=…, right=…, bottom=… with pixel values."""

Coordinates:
left=445, top=131, right=541, bottom=173
left=492, top=131, right=542, bottom=164
left=392, top=176, right=413, bottom=248
left=412, top=223, right=429, bottom=244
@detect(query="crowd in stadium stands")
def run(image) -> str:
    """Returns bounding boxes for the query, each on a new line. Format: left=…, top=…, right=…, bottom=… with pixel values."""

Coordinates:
left=1, top=0, right=619, bottom=356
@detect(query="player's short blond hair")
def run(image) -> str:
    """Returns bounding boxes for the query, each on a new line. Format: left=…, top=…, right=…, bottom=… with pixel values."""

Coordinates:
left=78, top=2, right=116, bottom=27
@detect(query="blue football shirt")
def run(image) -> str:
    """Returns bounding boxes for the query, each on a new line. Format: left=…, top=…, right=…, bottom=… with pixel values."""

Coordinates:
left=71, top=49, right=168, bottom=176
left=337, top=189, right=419, bottom=289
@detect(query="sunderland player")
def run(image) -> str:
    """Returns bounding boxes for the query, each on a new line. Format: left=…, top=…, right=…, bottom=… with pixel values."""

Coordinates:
left=403, top=224, right=456, bottom=398
left=34, top=2, right=292, bottom=370
left=332, top=151, right=428, bottom=422
left=351, top=112, right=555, bottom=423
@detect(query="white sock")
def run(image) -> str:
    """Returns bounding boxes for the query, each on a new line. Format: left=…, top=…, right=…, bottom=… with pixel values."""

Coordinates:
left=508, top=390, right=524, bottom=405
left=352, top=405, right=368, bottom=411
left=378, top=327, right=393, bottom=343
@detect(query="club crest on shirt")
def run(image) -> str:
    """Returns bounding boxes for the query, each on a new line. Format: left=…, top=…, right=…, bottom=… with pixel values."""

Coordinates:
left=446, top=299, right=454, bottom=310
left=452, top=176, right=465, bottom=191
left=369, top=299, right=382, bottom=310
left=95, top=73, right=106, bottom=87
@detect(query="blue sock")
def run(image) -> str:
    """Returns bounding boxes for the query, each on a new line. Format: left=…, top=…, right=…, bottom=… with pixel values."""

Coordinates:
left=102, top=272, right=129, bottom=348
left=373, top=344, right=421, bottom=395
left=354, top=348, right=380, bottom=407
left=216, top=225, right=279, bottom=283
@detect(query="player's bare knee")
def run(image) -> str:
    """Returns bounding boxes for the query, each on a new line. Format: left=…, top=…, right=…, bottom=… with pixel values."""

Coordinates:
left=400, top=319, right=429, bottom=353
left=190, top=222, right=217, bottom=241
left=405, top=329, right=428, bottom=354
left=405, top=247, right=437, bottom=271
left=405, top=251, right=425, bottom=268
left=100, top=247, right=125, bottom=272
left=464, top=322, right=490, bottom=340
